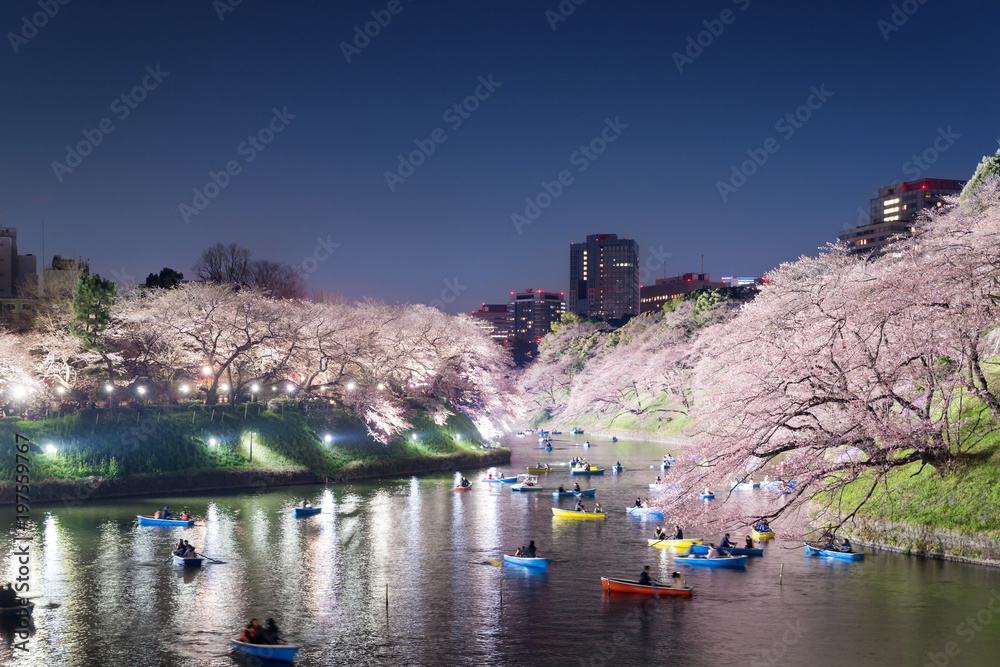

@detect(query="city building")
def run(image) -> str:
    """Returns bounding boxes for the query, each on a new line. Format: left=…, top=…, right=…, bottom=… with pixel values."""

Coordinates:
left=469, top=304, right=511, bottom=343
left=838, top=178, right=965, bottom=254
left=0, top=227, right=38, bottom=299
left=639, top=273, right=728, bottom=314
left=509, top=289, right=565, bottom=343
left=569, top=234, right=639, bottom=319
left=43, top=255, right=90, bottom=298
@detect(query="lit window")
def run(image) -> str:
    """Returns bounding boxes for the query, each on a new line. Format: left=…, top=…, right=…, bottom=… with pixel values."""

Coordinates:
left=883, top=198, right=900, bottom=206
left=883, top=207, right=899, bottom=214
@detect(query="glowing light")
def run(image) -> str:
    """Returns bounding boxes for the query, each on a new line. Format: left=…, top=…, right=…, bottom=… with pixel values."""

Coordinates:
left=285, top=384, right=294, bottom=393
left=11, top=385, right=27, bottom=400
left=104, top=384, right=114, bottom=393
left=202, top=366, right=212, bottom=376
left=324, top=434, right=332, bottom=444
left=220, top=384, right=230, bottom=392
left=411, top=434, right=418, bottom=441
left=209, top=437, right=217, bottom=447
left=346, top=382, right=356, bottom=391
left=455, top=434, right=462, bottom=441
left=45, top=444, right=57, bottom=455
left=179, top=384, right=190, bottom=394
left=251, top=384, right=259, bottom=393
left=137, top=386, right=147, bottom=396
left=56, top=387, right=66, bottom=395
left=377, top=384, right=385, bottom=390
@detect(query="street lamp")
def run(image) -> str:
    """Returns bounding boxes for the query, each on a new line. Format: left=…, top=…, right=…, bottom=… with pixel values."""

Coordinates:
left=179, top=384, right=190, bottom=394
left=209, top=437, right=217, bottom=447
left=45, top=444, right=57, bottom=455
left=285, top=384, right=294, bottom=394
left=346, top=382, right=356, bottom=391
left=249, top=431, right=255, bottom=463
left=324, top=434, right=332, bottom=444
left=220, top=384, right=230, bottom=393
left=251, top=384, right=259, bottom=402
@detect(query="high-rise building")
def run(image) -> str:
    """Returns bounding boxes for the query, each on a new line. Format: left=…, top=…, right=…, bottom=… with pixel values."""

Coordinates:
left=469, top=304, right=511, bottom=342
left=509, top=289, right=565, bottom=343
left=838, top=178, right=965, bottom=254
left=569, top=234, right=639, bottom=319
left=0, top=227, right=38, bottom=298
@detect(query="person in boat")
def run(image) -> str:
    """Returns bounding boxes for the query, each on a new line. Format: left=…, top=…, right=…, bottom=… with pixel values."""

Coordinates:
left=574, top=498, right=585, bottom=512
left=671, top=570, right=686, bottom=588
left=654, top=525, right=666, bottom=540
left=755, top=521, right=770, bottom=533
left=242, top=619, right=264, bottom=644
left=514, top=545, right=525, bottom=557
left=0, top=582, right=19, bottom=607
left=594, top=502, right=603, bottom=513
left=174, top=539, right=186, bottom=556
left=262, top=618, right=281, bottom=645
left=460, top=477, right=470, bottom=487
left=703, top=488, right=712, bottom=496
left=181, top=511, right=190, bottom=521
left=615, top=461, right=622, bottom=469
left=634, top=497, right=642, bottom=508
left=557, top=485, right=566, bottom=493
left=573, top=482, right=581, bottom=493
left=838, top=538, right=853, bottom=553
left=161, top=506, right=172, bottom=519
left=654, top=475, right=662, bottom=484
left=720, top=533, right=735, bottom=548
left=670, top=524, right=683, bottom=540
left=745, top=535, right=754, bottom=549
left=638, top=566, right=652, bottom=586
left=526, top=541, right=537, bottom=558
left=642, top=498, right=650, bottom=508
left=154, top=510, right=161, bottom=519
left=706, top=543, right=720, bottom=559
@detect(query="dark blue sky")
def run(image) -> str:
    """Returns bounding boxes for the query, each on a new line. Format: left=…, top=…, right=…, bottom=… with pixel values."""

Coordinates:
left=2, top=0, right=997, bottom=313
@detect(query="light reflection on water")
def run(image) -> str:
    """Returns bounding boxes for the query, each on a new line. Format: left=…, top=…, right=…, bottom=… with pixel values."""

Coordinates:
left=0, top=436, right=999, bottom=665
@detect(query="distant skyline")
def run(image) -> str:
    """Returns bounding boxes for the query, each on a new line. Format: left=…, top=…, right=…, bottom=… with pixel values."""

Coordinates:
left=2, top=1, right=998, bottom=314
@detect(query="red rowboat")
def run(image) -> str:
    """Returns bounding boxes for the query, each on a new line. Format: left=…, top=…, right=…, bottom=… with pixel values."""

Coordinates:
left=600, top=577, right=693, bottom=596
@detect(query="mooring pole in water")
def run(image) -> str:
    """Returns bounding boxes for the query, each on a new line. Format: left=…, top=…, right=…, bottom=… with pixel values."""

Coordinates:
left=385, top=582, right=389, bottom=618
left=500, top=578, right=503, bottom=607
left=779, top=563, right=784, bottom=586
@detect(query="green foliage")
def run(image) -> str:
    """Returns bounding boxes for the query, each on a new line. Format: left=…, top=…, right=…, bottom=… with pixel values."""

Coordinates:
left=69, top=274, right=117, bottom=350
left=961, top=145, right=1000, bottom=202
left=550, top=312, right=589, bottom=334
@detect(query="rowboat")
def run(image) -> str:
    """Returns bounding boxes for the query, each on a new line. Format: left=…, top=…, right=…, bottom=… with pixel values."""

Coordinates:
left=0, top=603, right=33, bottom=616
left=550, top=431, right=562, bottom=435
left=805, top=543, right=865, bottom=560
left=552, top=488, right=596, bottom=498
left=570, top=427, right=583, bottom=434
left=172, top=555, right=203, bottom=567
left=700, top=492, right=715, bottom=500
left=675, top=555, right=748, bottom=568
left=752, top=528, right=776, bottom=540
left=137, top=515, right=194, bottom=527
left=690, top=544, right=763, bottom=557
left=601, top=577, right=692, bottom=597
left=570, top=467, right=605, bottom=476
left=609, top=465, right=623, bottom=473
left=647, top=538, right=703, bottom=549
left=626, top=506, right=664, bottom=518
left=731, top=481, right=760, bottom=491
left=515, top=432, right=525, bottom=437
left=230, top=640, right=300, bottom=663
left=551, top=507, right=606, bottom=520
left=511, top=474, right=543, bottom=492
left=453, top=485, right=472, bottom=492
left=480, top=476, right=518, bottom=483
left=544, top=446, right=552, bottom=451
left=610, top=437, right=618, bottom=442
left=292, top=506, right=322, bottom=516
left=527, top=466, right=555, bottom=474
left=504, top=554, right=549, bottom=569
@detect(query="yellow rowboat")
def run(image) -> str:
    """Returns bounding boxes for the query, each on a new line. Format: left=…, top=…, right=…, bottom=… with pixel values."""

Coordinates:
left=647, top=538, right=703, bottom=549
left=551, top=507, right=607, bottom=520
left=752, top=529, right=775, bottom=540
left=527, top=466, right=555, bottom=474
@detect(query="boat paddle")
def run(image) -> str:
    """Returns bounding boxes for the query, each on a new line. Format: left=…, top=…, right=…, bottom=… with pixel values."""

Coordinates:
left=196, top=552, right=225, bottom=564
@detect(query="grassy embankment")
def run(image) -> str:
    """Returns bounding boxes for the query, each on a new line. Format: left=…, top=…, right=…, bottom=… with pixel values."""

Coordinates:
left=0, top=399, right=508, bottom=502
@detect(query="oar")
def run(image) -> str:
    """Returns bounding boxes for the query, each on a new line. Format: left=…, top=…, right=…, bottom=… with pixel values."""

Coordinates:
left=196, top=552, right=225, bottom=564
left=162, top=555, right=175, bottom=564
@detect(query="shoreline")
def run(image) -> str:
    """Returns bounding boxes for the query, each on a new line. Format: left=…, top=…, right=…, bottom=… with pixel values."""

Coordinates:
left=536, top=423, right=690, bottom=447
left=1, top=447, right=511, bottom=507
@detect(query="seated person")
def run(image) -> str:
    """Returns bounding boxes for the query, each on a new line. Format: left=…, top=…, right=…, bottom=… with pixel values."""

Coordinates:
left=594, top=502, right=603, bottom=513
left=654, top=476, right=662, bottom=484
left=634, top=497, right=642, bottom=508
left=526, top=541, right=537, bottom=558
left=654, top=525, right=666, bottom=540
left=242, top=619, right=264, bottom=644
left=558, top=485, right=566, bottom=493
left=153, top=510, right=161, bottom=519
left=745, top=535, right=754, bottom=549
left=638, top=566, right=652, bottom=586
left=181, top=512, right=190, bottom=521
left=839, top=538, right=853, bottom=553
left=720, top=533, right=734, bottom=548
left=706, top=543, right=720, bottom=559
left=0, top=583, right=19, bottom=607
left=262, top=618, right=281, bottom=645
left=670, top=525, right=683, bottom=540
left=162, top=506, right=172, bottom=519
left=573, top=482, right=581, bottom=492
left=174, top=539, right=186, bottom=556
left=574, top=498, right=585, bottom=512
left=514, top=546, right=524, bottom=557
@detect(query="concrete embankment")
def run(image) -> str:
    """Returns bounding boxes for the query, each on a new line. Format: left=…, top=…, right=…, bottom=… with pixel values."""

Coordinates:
left=0, top=448, right=510, bottom=507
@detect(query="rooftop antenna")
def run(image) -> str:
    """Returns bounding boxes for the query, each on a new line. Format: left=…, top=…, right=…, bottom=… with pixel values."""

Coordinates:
left=701, top=254, right=704, bottom=276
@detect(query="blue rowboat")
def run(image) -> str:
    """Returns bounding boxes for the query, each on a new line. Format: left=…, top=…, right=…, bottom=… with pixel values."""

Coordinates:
left=551, top=488, right=596, bottom=498
left=293, top=507, right=321, bottom=517
left=0, top=603, right=33, bottom=616
left=609, top=465, right=623, bottom=473
left=690, top=544, right=763, bottom=557
left=231, top=640, right=300, bottom=663
left=626, top=506, right=664, bottom=518
left=570, top=468, right=605, bottom=476
left=503, top=554, right=549, bottom=569
left=674, top=555, right=747, bottom=568
left=550, top=431, right=562, bottom=435
left=172, top=555, right=203, bottom=567
left=545, top=446, right=552, bottom=451
left=481, top=476, right=518, bottom=483
left=700, top=492, right=715, bottom=500
left=805, top=543, right=864, bottom=561
left=137, top=515, right=194, bottom=527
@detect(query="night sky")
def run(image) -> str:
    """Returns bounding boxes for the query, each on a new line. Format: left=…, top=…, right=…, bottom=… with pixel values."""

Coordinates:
left=2, top=1, right=997, bottom=313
